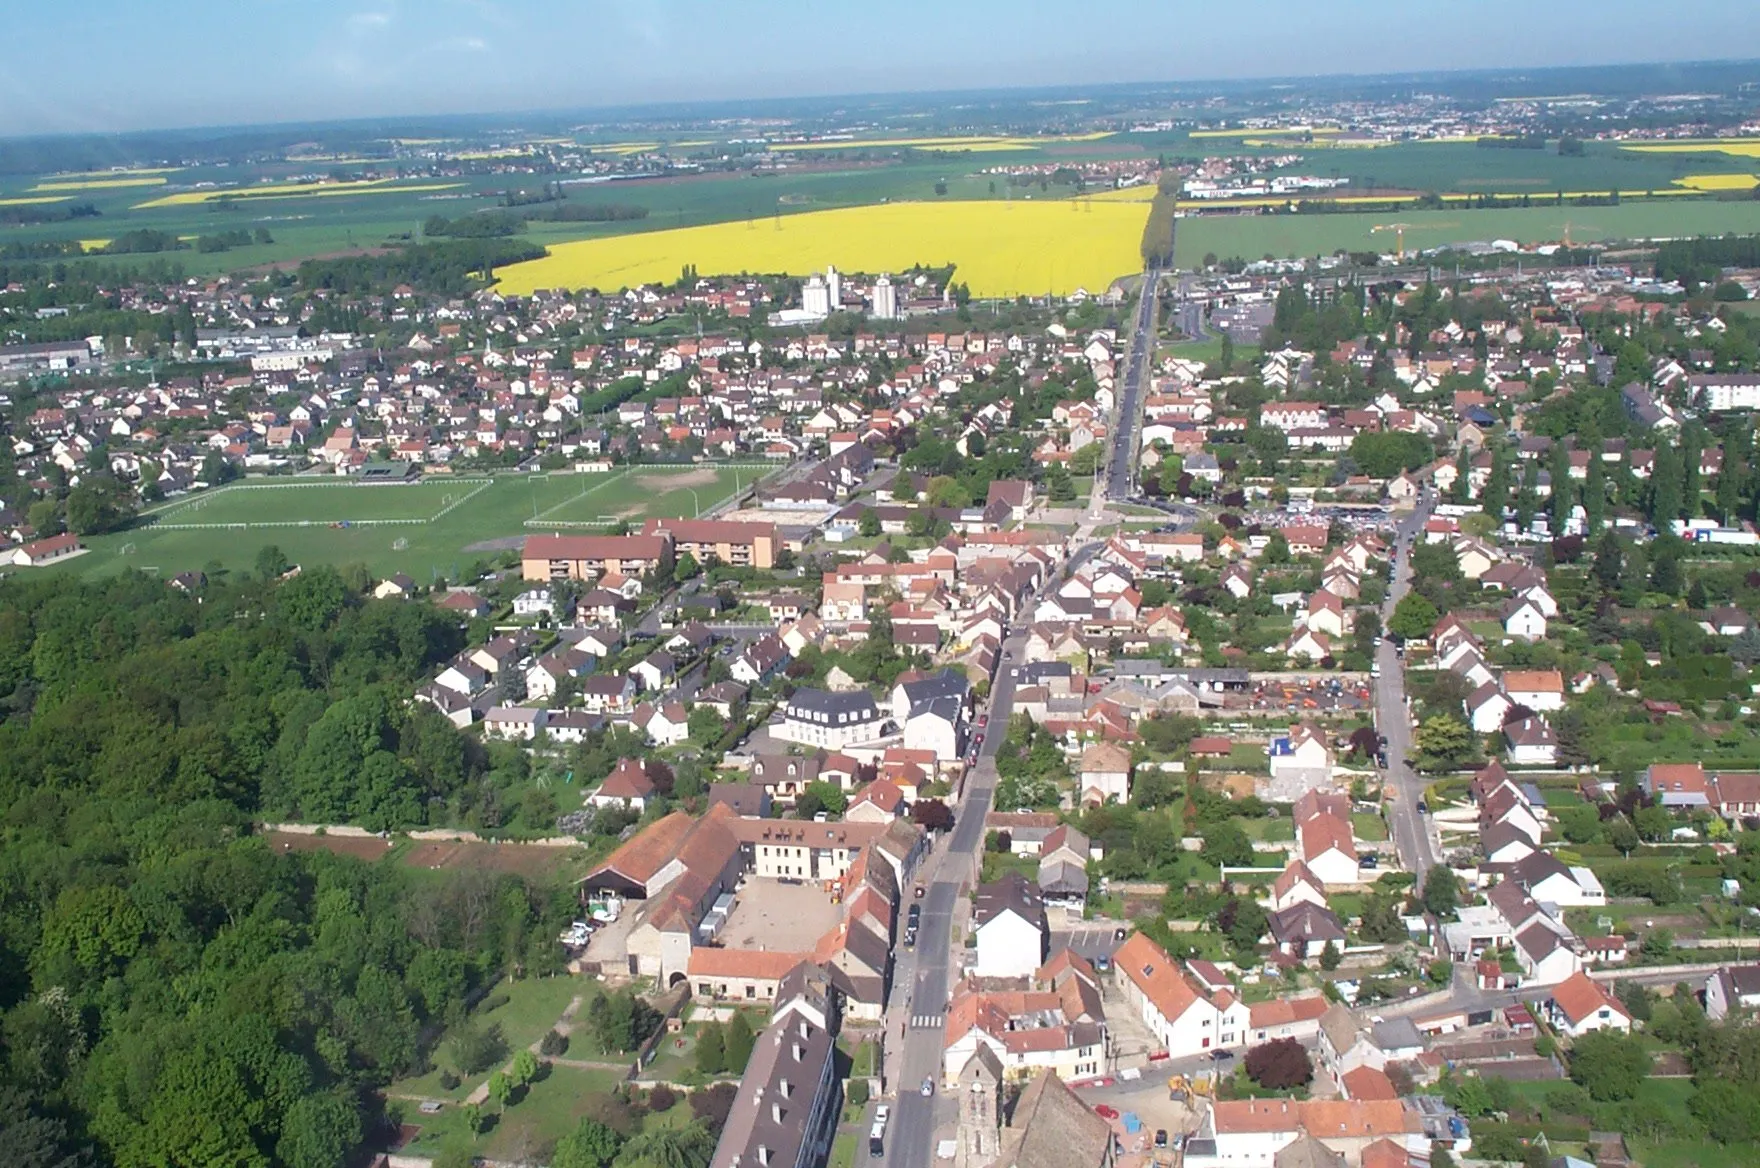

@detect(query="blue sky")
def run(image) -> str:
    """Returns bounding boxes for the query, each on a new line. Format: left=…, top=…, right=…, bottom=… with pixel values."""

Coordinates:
left=4, top=0, right=1759, bottom=135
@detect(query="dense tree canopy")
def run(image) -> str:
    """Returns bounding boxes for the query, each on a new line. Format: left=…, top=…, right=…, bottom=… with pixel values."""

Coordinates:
left=0, top=570, right=574, bottom=1166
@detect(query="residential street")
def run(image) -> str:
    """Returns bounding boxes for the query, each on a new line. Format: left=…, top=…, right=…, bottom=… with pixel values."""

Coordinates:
left=1377, top=493, right=1439, bottom=889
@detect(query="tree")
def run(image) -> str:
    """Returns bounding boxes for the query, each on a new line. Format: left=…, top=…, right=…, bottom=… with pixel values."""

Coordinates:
left=1263, top=532, right=1291, bottom=564
left=1413, top=714, right=1474, bottom=771
left=687, top=705, right=724, bottom=747
left=1388, top=592, right=1440, bottom=642
left=912, top=799, right=955, bottom=831
left=1200, top=822, right=1254, bottom=869
left=488, top=1070, right=513, bottom=1108
left=1569, top=1029, right=1649, bottom=1101
left=1608, top=815, right=1640, bottom=856
left=511, top=1048, right=538, bottom=1087
left=1634, top=803, right=1674, bottom=842
left=620, top=1123, right=717, bottom=1168
left=277, top=1090, right=363, bottom=1168
left=448, top=1023, right=509, bottom=1076
left=725, top=1012, right=756, bottom=1070
left=553, top=1117, right=626, bottom=1168
left=689, top=1082, right=738, bottom=1135
left=64, top=475, right=136, bottom=535
left=1319, top=940, right=1341, bottom=970
left=673, top=552, right=701, bottom=583
left=795, top=780, right=847, bottom=819
left=695, top=1024, right=726, bottom=1075
left=858, top=508, right=882, bottom=538
left=1421, top=866, right=1459, bottom=916
left=1689, top=1080, right=1760, bottom=1145
left=1244, top=1039, right=1312, bottom=1089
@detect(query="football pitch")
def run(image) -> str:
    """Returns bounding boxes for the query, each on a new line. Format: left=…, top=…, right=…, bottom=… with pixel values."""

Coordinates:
left=72, top=465, right=770, bottom=583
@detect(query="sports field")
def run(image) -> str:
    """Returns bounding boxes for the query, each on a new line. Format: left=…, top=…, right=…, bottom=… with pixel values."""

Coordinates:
left=495, top=199, right=1151, bottom=298
left=67, top=465, right=766, bottom=583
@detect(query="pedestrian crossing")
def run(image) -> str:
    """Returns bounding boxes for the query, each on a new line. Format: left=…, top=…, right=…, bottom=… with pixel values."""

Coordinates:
left=910, top=1014, right=946, bottom=1029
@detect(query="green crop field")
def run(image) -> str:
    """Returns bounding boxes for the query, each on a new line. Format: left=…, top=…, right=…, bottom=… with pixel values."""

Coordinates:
left=51, top=465, right=765, bottom=584
left=1175, top=199, right=1760, bottom=266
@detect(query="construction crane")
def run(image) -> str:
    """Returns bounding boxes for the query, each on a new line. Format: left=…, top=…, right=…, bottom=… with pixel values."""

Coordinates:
left=1371, top=223, right=1414, bottom=263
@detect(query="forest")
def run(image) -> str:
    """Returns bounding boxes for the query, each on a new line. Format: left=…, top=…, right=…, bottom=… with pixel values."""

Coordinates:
left=0, top=568, right=579, bottom=1167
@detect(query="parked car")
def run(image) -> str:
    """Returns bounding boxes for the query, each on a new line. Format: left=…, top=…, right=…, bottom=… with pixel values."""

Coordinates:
left=920, top=1077, right=935, bottom=1097
left=1095, top=1104, right=1119, bottom=1120
left=1155, top=1130, right=1168, bottom=1149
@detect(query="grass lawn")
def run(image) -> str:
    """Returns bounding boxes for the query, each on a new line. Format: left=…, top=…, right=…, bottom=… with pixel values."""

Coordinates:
left=390, top=975, right=592, bottom=1103
left=1598, top=718, right=1760, bottom=771
left=1240, top=816, right=1294, bottom=842
left=1351, top=812, right=1389, bottom=842
left=1634, top=1140, right=1755, bottom=1168
left=402, top=1065, right=640, bottom=1161
left=830, top=1130, right=860, bottom=1168
left=63, top=465, right=762, bottom=584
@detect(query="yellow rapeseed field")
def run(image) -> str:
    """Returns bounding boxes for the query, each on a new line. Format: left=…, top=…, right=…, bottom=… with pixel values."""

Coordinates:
left=32, top=176, right=168, bottom=191
left=134, top=180, right=462, bottom=208
left=775, top=132, right=1113, bottom=153
left=1674, top=173, right=1760, bottom=191
left=494, top=200, right=1150, bottom=299
left=0, top=195, right=70, bottom=207
left=1623, top=139, right=1760, bottom=158
left=48, top=166, right=181, bottom=180
left=1189, top=126, right=1341, bottom=139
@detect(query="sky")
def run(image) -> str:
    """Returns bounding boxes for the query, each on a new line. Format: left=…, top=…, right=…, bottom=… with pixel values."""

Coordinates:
left=4, top=0, right=1760, bottom=136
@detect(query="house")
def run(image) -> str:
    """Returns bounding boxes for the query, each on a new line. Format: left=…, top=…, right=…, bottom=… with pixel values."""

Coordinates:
left=1712, top=772, right=1760, bottom=820
left=971, top=1069, right=1116, bottom=1168
left=1037, top=826, right=1092, bottom=911
left=1268, top=903, right=1347, bottom=960
left=1504, top=852, right=1606, bottom=907
left=631, top=649, right=677, bottom=692
left=590, top=757, right=673, bottom=812
left=1501, top=596, right=1548, bottom=642
left=1113, top=932, right=1249, bottom=1057
left=1504, top=716, right=1558, bottom=767
left=579, top=673, right=638, bottom=714
left=1465, top=682, right=1514, bottom=734
left=483, top=706, right=545, bottom=741
left=1077, top=742, right=1133, bottom=806
left=1182, top=1098, right=1422, bottom=1168
left=6, top=533, right=84, bottom=567
left=731, top=634, right=789, bottom=685
left=1480, top=785, right=1544, bottom=847
left=1545, top=971, right=1632, bottom=1036
left=973, top=873, right=1049, bottom=979
left=1642, top=762, right=1712, bottom=808
left=776, top=688, right=892, bottom=750
left=940, top=981, right=1107, bottom=1087
left=1267, top=724, right=1332, bottom=795
left=1705, top=963, right=1760, bottom=1020
left=1270, top=860, right=1329, bottom=913
left=1297, top=812, right=1360, bottom=888
left=1504, top=670, right=1565, bottom=712
left=511, top=587, right=554, bottom=618
left=374, top=573, right=417, bottom=600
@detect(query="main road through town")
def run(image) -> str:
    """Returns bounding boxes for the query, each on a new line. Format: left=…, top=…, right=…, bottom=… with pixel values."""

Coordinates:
left=1377, top=492, right=1439, bottom=890
left=882, top=617, right=1026, bottom=1168
left=1104, top=267, right=1162, bottom=503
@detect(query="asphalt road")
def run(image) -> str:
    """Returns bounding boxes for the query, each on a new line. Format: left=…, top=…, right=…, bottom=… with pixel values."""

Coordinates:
left=1377, top=494, right=1439, bottom=889
left=1105, top=268, right=1162, bottom=502
left=884, top=621, right=1028, bottom=1168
